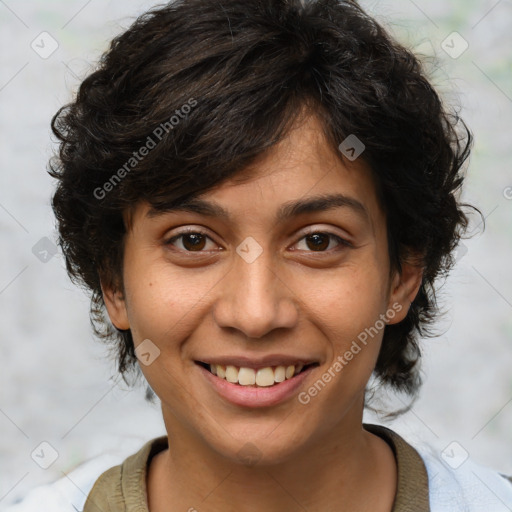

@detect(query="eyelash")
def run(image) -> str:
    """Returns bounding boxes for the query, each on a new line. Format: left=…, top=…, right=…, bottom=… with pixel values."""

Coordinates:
left=165, top=228, right=352, bottom=253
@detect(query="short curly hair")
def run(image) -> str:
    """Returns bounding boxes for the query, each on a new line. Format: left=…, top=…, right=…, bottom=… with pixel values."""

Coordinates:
left=49, top=0, right=474, bottom=398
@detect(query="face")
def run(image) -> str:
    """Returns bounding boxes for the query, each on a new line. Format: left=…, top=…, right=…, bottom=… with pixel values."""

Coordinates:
left=103, top=114, right=421, bottom=465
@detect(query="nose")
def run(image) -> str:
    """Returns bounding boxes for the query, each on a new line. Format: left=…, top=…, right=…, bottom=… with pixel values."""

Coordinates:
left=212, top=248, right=299, bottom=339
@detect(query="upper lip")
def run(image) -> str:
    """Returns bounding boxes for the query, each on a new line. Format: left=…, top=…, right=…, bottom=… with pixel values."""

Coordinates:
left=195, top=354, right=319, bottom=369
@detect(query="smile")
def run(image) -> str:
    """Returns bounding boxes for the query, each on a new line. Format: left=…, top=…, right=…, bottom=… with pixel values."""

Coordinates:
left=194, top=357, right=320, bottom=408
left=196, top=361, right=318, bottom=387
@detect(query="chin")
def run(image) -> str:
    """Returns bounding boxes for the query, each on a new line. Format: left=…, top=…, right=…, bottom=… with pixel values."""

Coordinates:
left=204, top=420, right=315, bottom=467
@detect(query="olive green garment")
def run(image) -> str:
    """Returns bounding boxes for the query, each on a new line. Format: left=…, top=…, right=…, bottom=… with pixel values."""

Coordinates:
left=83, top=423, right=430, bottom=512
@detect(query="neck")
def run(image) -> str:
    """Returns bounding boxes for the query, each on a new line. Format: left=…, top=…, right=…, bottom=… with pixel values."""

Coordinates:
left=148, top=405, right=397, bottom=512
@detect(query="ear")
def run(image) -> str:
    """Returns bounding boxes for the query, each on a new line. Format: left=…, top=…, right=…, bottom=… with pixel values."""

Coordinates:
left=101, top=279, right=130, bottom=330
left=386, top=259, right=423, bottom=325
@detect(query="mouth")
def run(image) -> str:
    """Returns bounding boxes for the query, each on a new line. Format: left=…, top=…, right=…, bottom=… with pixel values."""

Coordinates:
left=194, top=360, right=319, bottom=388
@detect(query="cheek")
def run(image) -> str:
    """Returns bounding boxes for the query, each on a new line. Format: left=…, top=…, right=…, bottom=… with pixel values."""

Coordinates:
left=297, top=269, right=389, bottom=424
left=122, top=260, right=207, bottom=344
left=309, top=263, right=389, bottom=343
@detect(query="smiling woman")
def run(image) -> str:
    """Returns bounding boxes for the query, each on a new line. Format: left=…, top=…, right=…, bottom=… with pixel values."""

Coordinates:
left=105, top=118, right=407, bottom=430
left=42, top=0, right=512, bottom=511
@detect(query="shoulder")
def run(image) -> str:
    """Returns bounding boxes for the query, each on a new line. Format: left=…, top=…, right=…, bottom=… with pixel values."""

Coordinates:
left=82, top=464, right=123, bottom=512
left=366, top=423, right=512, bottom=512
left=414, top=441, right=512, bottom=512
left=83, top=435, right=168, bottom=512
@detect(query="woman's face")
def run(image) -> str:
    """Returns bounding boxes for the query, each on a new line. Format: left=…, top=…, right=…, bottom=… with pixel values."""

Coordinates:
left=103, top=115, right=420, bottom=465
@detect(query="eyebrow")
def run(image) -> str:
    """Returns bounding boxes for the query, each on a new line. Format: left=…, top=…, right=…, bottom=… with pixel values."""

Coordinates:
left=147, top=193, right=370, bottom=223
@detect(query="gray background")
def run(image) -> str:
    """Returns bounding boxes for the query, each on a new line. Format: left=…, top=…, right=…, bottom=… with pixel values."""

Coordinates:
left=1, top=0, right=511, bottom=506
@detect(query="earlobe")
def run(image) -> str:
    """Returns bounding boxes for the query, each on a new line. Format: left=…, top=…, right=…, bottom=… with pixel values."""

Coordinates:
left=101, top=281, right=130, bottom=331
left=386, top=261, right=423, bottom=324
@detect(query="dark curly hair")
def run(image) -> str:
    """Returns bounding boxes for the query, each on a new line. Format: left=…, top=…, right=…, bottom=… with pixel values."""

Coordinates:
left=49, top=0, right=475, bottom=399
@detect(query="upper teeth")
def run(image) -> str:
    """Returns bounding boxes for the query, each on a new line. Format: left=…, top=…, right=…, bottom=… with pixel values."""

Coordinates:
left=210, top=363, right=304, bottom=387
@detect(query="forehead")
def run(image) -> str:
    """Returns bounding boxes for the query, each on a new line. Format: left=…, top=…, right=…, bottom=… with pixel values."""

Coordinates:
left=132, top=115, right=383, bottom=231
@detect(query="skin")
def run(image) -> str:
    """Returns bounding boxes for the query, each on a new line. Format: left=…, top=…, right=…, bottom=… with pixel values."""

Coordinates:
left=103, top=114, right=423, bottom=511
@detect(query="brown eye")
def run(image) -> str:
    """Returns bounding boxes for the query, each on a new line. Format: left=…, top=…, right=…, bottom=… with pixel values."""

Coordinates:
left=306, top=233, right=330, bottom=251
left=294, top=232, right=351, bottom=252
left=181, top=233, right=207, bottom=251
left=166, top=230, right=215, bottom=252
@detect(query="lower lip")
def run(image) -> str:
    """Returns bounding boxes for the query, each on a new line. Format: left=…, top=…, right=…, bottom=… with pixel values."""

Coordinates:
left=197, top=364, right=316, bottom=408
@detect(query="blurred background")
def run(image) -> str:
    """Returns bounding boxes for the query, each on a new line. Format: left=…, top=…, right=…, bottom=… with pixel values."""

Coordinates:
left=0, top=0, right=511, bottom=506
